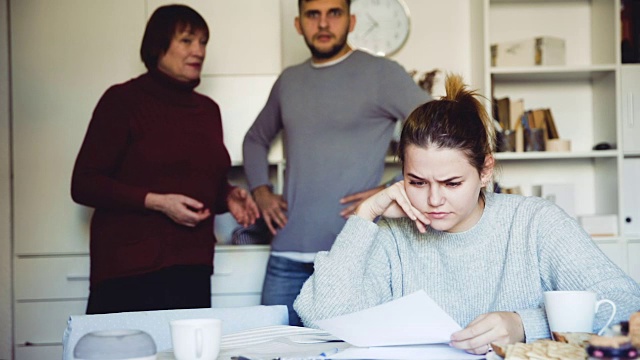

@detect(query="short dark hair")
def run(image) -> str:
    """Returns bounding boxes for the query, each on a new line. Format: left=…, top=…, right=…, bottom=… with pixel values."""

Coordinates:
left=298, top=0, right=351, bottom=13
left=140, top=4, right=209, bottom=71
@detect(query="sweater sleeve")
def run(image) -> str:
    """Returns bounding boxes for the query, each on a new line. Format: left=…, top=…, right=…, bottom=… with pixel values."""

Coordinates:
left=71, top=86, right=149, bottom=210
left=294, top=216, right=397, bottom=328
left=242, top=77, right=284, bottom=190
left=532, top=204, right=640, bottom=340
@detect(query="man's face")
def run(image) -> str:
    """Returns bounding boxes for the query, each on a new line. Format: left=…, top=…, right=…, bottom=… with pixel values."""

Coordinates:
left=295, top=0, right=355, bottom=63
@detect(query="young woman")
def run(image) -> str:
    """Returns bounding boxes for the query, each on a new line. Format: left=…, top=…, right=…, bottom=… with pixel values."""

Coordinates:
left=293, top=74, right=640, bottom=354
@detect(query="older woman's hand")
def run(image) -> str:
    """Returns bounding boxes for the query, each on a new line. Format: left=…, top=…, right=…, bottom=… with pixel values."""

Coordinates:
left=227, top=187, right=260, bottom=227
left=450, top=311, right=525, bottom=355
left=145, top=193, right=211, bottom=227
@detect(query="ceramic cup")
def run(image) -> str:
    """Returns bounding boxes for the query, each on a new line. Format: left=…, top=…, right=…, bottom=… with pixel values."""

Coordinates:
left=544, top=291, right=616, bottom=335
left=170, top=318, right=222, bottom=360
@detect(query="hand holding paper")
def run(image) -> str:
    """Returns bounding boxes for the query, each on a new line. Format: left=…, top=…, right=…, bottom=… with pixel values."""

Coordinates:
left=315, top=291, right=485, bottom=359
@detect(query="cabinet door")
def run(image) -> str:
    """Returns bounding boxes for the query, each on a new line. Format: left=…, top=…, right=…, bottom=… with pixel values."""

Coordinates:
left=622, top=65, right=640, bottom=153
left=14, top=256, right=90, bottom=300
left=15, top=301, right=87, bottom=345
left=622, top=159, right=640, bottom=235
left=628, top=242, right=640, bottom=283
left=15, top=345, right=63, bottom=360
left=11, top=0, right=146, bottom=254
left=211, top=246, right=269, bottom=294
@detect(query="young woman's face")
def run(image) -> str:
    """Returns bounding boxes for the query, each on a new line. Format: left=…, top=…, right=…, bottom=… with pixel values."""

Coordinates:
left=403, top=145, right=492, bottom=233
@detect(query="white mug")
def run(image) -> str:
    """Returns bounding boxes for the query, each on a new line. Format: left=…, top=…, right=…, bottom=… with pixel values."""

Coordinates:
left=544, top=291, right=616, bottom=335
left=170, top=318, right=222, bottom=360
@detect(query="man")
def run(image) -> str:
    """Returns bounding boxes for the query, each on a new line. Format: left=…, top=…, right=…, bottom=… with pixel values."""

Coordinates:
left=243, top=0, right=429, bottom=326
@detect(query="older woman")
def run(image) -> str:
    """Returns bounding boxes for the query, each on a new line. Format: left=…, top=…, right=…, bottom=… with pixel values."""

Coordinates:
left=71, top=4, right=258, bottom=314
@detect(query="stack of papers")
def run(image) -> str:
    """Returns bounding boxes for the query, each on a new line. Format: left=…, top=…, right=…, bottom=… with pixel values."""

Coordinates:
left=316, top=290, right=485, bottom=359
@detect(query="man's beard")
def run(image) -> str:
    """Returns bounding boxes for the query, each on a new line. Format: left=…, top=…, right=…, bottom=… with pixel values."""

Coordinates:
left=304, top=35, right=348, bottom=60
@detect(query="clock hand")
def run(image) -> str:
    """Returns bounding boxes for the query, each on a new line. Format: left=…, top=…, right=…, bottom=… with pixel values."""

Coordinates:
left=362, top=23, right=376, bottom=38
left=365, top=12, right=379, bottom=28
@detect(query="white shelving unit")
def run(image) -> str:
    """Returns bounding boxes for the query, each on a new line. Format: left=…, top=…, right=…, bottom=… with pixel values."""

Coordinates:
left=474, top=0, right=640, bottom=281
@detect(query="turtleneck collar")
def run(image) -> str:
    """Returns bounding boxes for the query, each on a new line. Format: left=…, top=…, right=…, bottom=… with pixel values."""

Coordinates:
left=139, top=68, right=201, bottom=107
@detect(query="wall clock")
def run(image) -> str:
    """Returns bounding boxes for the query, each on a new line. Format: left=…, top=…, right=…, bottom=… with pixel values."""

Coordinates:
left=348, top=0, right=411, bottom=57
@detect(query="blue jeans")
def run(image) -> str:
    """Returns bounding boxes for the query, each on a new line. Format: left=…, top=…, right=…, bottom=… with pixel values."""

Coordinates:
left=261, top=255, right=314, bottom=326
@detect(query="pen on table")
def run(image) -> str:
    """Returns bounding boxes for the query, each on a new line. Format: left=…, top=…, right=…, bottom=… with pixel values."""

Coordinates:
left=319, top=347, right=340, bottom=357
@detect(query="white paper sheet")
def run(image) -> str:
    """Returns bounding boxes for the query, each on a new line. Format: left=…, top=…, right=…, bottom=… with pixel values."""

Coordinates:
left=331, top=344, right=485, bottom=360
left=315, top=290, right=462, bottom=347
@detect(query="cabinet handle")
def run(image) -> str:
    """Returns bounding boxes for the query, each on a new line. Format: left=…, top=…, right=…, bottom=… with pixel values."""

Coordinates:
left=66, top=275, right=90, bottom=281
left=628, top=93, right=635, bottom=128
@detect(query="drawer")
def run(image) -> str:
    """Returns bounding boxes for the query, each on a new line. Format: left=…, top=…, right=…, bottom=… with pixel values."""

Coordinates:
left=15, top=256, right=90, bottom=300
left=15, top=344, right=63, bottom=360
left=211, top=247, right=269, bottom=294
left=211, top=294, right=261, bottom=308
left=15, top=300, right=87, bottom=345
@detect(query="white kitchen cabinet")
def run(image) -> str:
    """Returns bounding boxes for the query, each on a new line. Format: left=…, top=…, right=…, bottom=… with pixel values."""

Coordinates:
left=622, top=158, right=640, bottom=235
left=12, top=246, right=269, bottom=359
left=621, top=65, right=640, bottom=154
left=628, top=241, right=640, bottom=283
left=14, top=346, right=63, bottom=360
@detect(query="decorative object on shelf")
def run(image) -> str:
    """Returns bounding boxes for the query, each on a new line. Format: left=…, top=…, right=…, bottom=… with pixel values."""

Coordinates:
left=417, top=69, right=439, bottom=94
left=578, top=214, right=619, bottom=237
left=491, top=36, right=566, bottom=67
left=593, top=142, right=613, bottom=151
left=348, top=0, right=410, bottom=57
left=546, top=139, right=571, bottom=152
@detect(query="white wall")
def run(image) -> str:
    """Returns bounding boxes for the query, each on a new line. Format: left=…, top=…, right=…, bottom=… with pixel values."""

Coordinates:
left=0, top=0, right=13, bottom=358
left=280, top=0, right=475, bottom=97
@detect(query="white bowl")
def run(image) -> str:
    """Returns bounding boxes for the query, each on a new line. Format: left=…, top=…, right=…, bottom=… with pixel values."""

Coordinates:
left=74, top=329, right=157, bottom=360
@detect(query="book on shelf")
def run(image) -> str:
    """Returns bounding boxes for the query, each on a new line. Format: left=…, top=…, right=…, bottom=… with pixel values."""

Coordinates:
left=494, top=97, right=525, bottom=131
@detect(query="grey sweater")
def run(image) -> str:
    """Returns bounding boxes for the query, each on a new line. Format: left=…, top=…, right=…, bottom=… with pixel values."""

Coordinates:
left=294, top=192, right=640, bottom=341
left=243, top=50, right=427, bottom=253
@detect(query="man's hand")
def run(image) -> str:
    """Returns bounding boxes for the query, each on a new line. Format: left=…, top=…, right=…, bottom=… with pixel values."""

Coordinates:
left=145, top=193, right=211, bottom=227
left=450, top=311, right=525, bottom=355
left=339, top=185, right=384, bottom=219
left=252, top=185, right=288, bottom=235
left=227, top=187, right=260, bottom=227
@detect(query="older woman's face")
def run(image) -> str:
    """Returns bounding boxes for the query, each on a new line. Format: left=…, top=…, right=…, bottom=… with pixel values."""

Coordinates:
left=157, top=28, right=207, bottom=82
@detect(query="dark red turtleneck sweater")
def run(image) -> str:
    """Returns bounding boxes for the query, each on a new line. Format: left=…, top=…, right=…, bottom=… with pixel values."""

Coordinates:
left=71, top=70, right=232, bottom=288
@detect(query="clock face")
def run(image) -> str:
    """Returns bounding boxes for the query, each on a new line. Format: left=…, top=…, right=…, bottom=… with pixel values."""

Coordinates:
left=348, top=0, right=410, bottom=57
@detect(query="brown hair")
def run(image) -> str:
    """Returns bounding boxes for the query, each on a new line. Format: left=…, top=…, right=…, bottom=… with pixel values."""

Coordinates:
left=398, top=74, right=495, bottom=176
left=140, top=4, right=209, bottom=71
left=298, top=0, right=351, bottom=13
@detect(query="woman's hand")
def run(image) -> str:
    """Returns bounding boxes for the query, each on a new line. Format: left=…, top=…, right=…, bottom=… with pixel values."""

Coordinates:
left=450, top=311, right=525, bottom=355
left=227, top=187, right=260, bottom=227
left=145, top=193, right=211, bottom=227
left=353, top=181, right=430, bottom=233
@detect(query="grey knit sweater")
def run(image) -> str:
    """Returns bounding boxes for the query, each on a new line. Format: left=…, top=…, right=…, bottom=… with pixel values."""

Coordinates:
left=294, top=192, right=640, bottom=341
left=243, top=50, right=427, bottom=253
